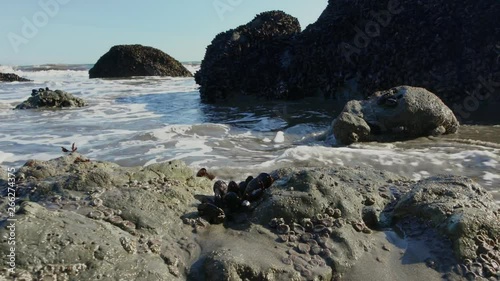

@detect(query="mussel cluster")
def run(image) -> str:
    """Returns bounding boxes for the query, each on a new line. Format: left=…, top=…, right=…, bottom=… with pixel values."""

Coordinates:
left=197, top=171, right=274, bottom=224
left=32, top=87, right=50, bottom=96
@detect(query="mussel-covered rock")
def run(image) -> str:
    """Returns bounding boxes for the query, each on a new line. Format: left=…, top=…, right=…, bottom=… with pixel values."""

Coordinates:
left=197, top=202, right=225, bottom=224
left=195, top=11, right=301, bottom=102
left=197, top=0, right=500, bottom=122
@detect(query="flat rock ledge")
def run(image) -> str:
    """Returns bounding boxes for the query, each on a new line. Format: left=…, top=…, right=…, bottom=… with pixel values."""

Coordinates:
left=0, top=154, right=498, bottom=280
left=15, top=88, right=86, bottom=109
left=0, top=73, right=32, bottom=82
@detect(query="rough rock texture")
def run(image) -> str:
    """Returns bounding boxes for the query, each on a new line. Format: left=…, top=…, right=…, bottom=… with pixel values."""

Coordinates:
left=291, top=0, right=500, bottom=105
left=89, top=44, right=192, bottom=79
left=329, top=86, right=459, bottom=144
left=15, top=88, right=87, bottom=109
left=393, top=175, right=500, bottom=261
left=195, top=11, right=301, bottom=102
left=0, top=73, right=31, bottom=82
left=197, top=0, right=500, bottom=115
left=1, top=154, right=499, bottom=280
left=0, top=153, right=212, bottom=280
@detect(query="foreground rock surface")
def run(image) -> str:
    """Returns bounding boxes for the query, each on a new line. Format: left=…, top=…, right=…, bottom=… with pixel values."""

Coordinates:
left=195, top=11, right=301, bottom=102
left=0, top=73, right=31, bottom=82
left=1, top=154, right=499, bottom=280
left=89, top=44, right=192, bottom=78
left=15, top=88, right=86, bottom=109
left=329, top=86, right=459, bottom=144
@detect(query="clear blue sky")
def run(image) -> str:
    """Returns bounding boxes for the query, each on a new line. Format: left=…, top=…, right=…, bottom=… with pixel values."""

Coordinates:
left=0, top=0, right=327, bottom=65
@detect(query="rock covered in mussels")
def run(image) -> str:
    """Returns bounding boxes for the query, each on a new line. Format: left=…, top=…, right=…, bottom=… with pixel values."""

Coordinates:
left=329, top=86, right=459, bottom=144
left=89, top=44, right=192, bottom=78
left=197, top=0, right=499, bottom=119
left=14, top=88, right=87, bottom=109
left=195, top=11, right=301, bottom=102
left=0, top=72, right=32, bottom=82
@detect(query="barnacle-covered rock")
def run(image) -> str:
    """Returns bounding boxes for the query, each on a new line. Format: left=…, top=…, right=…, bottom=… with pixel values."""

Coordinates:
left=15, top=88, right=86, bottom=109
left=196, top=11, right=301, bottom=102
left=393, top=175, right=500, bottom=261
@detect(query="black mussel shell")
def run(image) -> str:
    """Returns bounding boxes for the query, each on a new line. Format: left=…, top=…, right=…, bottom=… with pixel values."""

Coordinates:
left=197, top=202, right=225, bottom=224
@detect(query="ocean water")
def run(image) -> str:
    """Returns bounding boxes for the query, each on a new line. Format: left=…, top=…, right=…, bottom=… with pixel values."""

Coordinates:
left=0, top=64, right=499, bottom=204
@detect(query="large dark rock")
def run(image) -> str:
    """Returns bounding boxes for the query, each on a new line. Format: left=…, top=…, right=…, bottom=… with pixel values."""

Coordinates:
left=0, top=73, right=31, bottom=82
left=195, top=11, right=301, bottom=102
left=328, top=86, right=459, bottom=144
left=197, top=1, right=500, bottom=117
left=15, top=88, right=86, bottom=109
left=89, top=44, right=192, bottom=78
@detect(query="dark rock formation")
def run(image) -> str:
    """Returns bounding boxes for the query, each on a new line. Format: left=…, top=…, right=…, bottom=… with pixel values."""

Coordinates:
left=197, top=0, right=500, bottom=117
left=328, top=86, right=459, bottom=144
left=89, top=44, right=192, bottom=78
left=195, top=11, right=301, bottom=102
left=15, top=88, right=86, bottom=109
left=0, top=73, right=31, bottom=82
left=1, top=154, right=498, bottom=280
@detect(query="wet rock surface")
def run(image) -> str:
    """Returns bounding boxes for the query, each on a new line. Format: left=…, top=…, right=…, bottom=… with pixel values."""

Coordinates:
left=197, top=0, right=500, bottom=118
left=195, top=11, right=301, bottom=102
left=329, top=86, right=460, bottom=144
left=1, top=154, right=499, bottom=280
left=393, top=175, right=500, bottom=280
left=15, top=88, right=87, bottom=109
left=89, top=44, right=192, bottom=79
left=0, top=73, right=32, bottom=82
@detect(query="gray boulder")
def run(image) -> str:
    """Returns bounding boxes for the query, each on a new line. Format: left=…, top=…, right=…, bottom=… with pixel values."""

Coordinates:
left=330, top=86, right=459, bottom=144
left=393, top=175, right=500, bottom=261
left=15, top=88, right=86, bottom=109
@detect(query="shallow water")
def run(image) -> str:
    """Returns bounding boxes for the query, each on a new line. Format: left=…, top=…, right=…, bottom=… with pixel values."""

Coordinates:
left=0, top=64, right=499, bottom=204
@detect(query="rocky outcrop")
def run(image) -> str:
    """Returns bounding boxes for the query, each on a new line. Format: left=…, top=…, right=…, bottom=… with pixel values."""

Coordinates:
left=195, top=11, right=301, bottom=102
left=1, top=154, right=498, bottom=280
left=197, top=0, right=500, bottom=117
left=89, top=45, right=192, bottom=78
left=14, top=88, right=86, bottom=109
left=328, top=86, right=459, bottom=144
left=0, top=73, right=31, bottom=82
left=291, top=0, right=500, bottom=105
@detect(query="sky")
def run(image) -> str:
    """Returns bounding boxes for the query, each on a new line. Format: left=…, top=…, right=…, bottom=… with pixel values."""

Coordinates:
left=0, top=0, right=328, bottom=66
